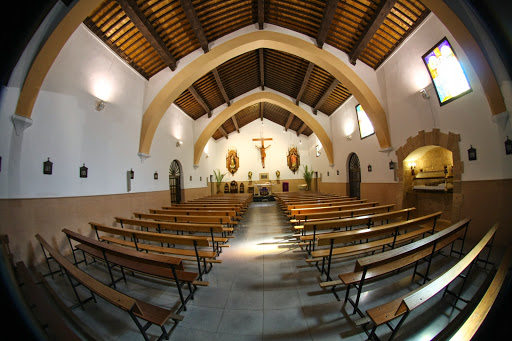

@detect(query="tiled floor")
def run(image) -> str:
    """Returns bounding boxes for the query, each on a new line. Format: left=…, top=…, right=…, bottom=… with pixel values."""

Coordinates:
left=40, top=201, right=500, bottom=340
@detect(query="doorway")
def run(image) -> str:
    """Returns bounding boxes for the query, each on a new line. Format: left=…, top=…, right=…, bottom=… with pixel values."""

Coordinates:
left=348, top=153, right=361, bottom=199
left=169, top=160, right=182, bottom=204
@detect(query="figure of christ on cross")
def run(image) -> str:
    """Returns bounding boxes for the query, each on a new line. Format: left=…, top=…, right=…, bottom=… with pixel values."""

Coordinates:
left=253, top=137, right=272, bottom=168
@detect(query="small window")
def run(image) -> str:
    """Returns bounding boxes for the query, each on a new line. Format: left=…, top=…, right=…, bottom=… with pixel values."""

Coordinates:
left=422, top=37, right=472, bottom=106
left=355, top=104, right=375, bottom=139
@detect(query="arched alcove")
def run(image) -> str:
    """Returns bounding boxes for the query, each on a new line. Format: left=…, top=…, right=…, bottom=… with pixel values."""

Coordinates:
left=169, top=160, right=183, bottom=204
left=395, top=129, right=463, bottom=223
left=347, top=153, right=361, bottom=199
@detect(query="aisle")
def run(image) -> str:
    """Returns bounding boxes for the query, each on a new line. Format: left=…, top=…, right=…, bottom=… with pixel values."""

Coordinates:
left=171, top=201, right=365, bottom=341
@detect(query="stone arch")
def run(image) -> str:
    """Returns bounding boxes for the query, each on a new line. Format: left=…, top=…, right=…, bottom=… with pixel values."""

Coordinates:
left=395, top=129, right=463, bottom=223
left=193, top=92, right=334, bottom=166
left=140, top=30, right=391, bottom=156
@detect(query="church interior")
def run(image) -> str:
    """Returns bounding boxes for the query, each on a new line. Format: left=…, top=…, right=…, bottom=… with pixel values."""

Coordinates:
left=1, top=0, right=511, bottom=340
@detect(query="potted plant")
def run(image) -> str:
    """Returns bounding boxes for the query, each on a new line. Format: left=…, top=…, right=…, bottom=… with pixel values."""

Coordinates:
left=213, top=169, right=226, bottom=194
left=302, top=165, right=314, bottom=191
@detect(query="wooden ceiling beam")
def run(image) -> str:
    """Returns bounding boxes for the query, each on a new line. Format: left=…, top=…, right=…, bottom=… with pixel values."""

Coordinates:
left=218, top=126, right=228, bottom=139
left=232, top=116, right=239, bottom=133
left=188, top=86, right=211, bottom=118
left=313, top=79, right=339, bottom=115
left=316, top=0, right=339, bottom=48
left=297, top=123, right=307, bottom=136
left=212, top=68, right=230, bottom=106
left=259, top=49, right=265, bottom=90
left=295, top=62, right=314, bottom=104
left=179, top=0, right=209, bottom=53
left=116, top=0, right=176, bottom=71
left=260, top=102, right=264, bottom=121
left=258, top=0, right=264, bottom=29
left=349, top=0, right=398, bottom=65
left=285, top=113, right=294, bottom=131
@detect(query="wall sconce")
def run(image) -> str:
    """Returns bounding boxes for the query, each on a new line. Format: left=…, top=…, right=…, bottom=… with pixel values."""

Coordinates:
left=505, top=137, right=512, bottom=155
left=79, top=163, right=88, bottom=178
left=346, top=134, right=352, bottom=141
left=419, top=89, right=430, bottom=100
left=43, top=158, right=53, bottom=175
left=95, top=99, right=106, bottom=111
left=409, top=161, right=416, bottom=176
left=337, top=169, right=339, bottom=176
left=154, top=171, right=158, bottom=180
left=389, top=160, right=394, bottom=170
left=468, top=145, right=477, bottom=161
left=176, top=140, right=183, bottom=147
left=130, top=168, right=134, bottom=179
left=368, top=164, right=372, bottom=172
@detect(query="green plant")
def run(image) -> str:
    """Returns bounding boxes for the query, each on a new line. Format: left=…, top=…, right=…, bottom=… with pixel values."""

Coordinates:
left=213, top=169, right=227, bottom=193
left=302, top=165, right=314, bottom=190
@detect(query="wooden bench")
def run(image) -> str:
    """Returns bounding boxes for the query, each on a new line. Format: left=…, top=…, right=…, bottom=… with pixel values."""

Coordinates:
left=286, top=198, right=360, bottom=210
left=280, top=196, right=351, bottom=208
left=60, top=229, right=206, bottom=313
left=164, top=204, right=243, bottom=213
left=362, top=222, right=500, bottom=340
left=133, top=212, right=237, bottom=229
left=298, top=208, right=417, bottom=252
left=336, top=218, right=471, bottom=315
left=149, top=208, right=238, bottom=219
left=114, top=216, right=230, bottom=252
left=290, top=204, right=396, bottom=225
left=313, top=211, right=443, bottom=283
left=288, top=201, right=379, bottom=218
left=90, top=222, right=220, bottom=279
left=446, top=245, right=512, bottom=341
left=35, top=233, right=183, bottom=341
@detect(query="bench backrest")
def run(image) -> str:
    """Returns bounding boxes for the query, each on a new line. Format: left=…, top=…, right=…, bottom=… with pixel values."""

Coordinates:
left=317, top=211, right=442, bottom=247
left=35, top=234, right=140, bottom=314
left=354, top=217, right=471, bottom=272
left=133, top=212, right=232, bottom=224
left=290, top=201, right=374, bottom=215
left=149, top=209, right=236, bottom=217
left=294, top=204, right=396, bottom=222
left=303, top=207, right=416, bottom=231
left=287, top=198, right=360, bottom=210
left=90, top=222, right=211, bottom=247
left=63, top=228, right=185, bottom=268
left=161, top=206, right=240, bottom=212
left=115, top=217, right=225, bottom=233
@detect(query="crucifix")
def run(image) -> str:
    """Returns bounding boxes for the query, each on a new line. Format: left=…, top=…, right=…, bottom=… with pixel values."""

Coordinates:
left=253, top=136, right=272, bottom=168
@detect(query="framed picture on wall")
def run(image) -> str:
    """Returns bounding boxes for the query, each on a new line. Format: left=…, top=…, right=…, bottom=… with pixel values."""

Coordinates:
left=259, top=173, right=269, bottom=180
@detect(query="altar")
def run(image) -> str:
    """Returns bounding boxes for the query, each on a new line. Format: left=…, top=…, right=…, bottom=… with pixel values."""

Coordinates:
left=255, top=182, right=272, bottom=196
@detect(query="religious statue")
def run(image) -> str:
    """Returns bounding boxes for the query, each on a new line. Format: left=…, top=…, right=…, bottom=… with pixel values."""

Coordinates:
left=248, top=171, right=252, bottom=180
left=253, top=136, right=272, bottom=168
left=226, top=149, right=239, bottom=175
left=287, top=147, right=300, bottom=173
left=276, top=170, right=280, bottom=179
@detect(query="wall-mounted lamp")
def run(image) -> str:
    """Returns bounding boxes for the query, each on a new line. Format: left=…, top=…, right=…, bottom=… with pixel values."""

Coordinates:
left=154, top=171, right=158, bottom=180
left=95, top=99, right=106, bottom=111
left=299, top=139, right=302, bottom=145
left=468, top=145, right=477, bottom=161
left=419, top=89, right=430, bottom=100
left=43, top=158, right=53, bottom=175
left=368, top=164, right=372, bottom=172
left=505, top=137, right=512, bottom=155
left=176, top=140, right=183, bottom=147
left=346, top=134, right=352, bottom=141
left=409, top=161, right=416, bottom=176
left=337, top=169, right=339, bottom=176
left=389, top=160, right=394, bottom=170
left=80, top=163, right=88, bottom=178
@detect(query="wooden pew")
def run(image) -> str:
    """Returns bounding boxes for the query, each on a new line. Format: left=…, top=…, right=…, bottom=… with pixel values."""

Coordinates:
left=336, top=218, right=471, bottom=315
left=298, top=207, right=416, bottom=251
left=362, top=222, right=500, bottom=340
left=114, top=216, right=230, bottom=251
left=290, top=204, right=396, bottom=225
left=35, top=234, right=183, bottom=340
left=149, top=208, right=238, bottom=219
left=165, top=204, right=244, bottom=212
left=314, top=211, right=443, bottom=284
left=133, top=212, right=237, bottom=229
left=447, top=245, right=512, bottom=341
left=90, top=222, right=220, bottom=278
left=60, top=229, right=205, bottom=313
left=286, top=198, right=361, bottom=210
left=288, top=200, right=371, bottom=215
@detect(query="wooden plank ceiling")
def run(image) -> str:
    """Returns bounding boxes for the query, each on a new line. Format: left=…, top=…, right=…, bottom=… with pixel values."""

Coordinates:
left=85, top=0, right=429, bottom=140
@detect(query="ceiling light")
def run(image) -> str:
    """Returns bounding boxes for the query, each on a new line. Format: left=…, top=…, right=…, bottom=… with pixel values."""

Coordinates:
left=95, top=99, right=106, bottom=111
